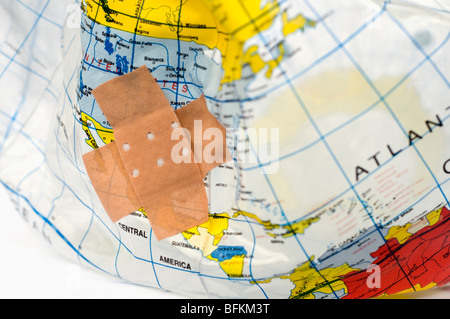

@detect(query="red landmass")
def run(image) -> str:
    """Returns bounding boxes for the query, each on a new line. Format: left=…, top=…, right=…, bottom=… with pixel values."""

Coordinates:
left=341, top=206, right=450, bottom=299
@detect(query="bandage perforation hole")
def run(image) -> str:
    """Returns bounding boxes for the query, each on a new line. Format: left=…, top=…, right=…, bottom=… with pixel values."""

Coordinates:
left=122, top=143, right=130, bottom=151
left=132, top=169, right=140, bottom=178
left=147, top=132, right=155, bottom=141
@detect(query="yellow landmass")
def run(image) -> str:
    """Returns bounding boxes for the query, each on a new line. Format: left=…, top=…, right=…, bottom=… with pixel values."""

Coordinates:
left=81, top=0, right=316, bottom=87
left=233, top=210, right=279, bottom=231
left=182, top=212, right=230, bottom=253
left=283, top=217, right=320, bottom=237
left=285, top=260, right=357, bottom=299
left=181, top=225, right=200, bottom=240
left=255, top=258, right=358, bottom=299
left=218, top=255, right=246, bottom=278
left=265, top=43, right=285, bottom=78
left=281, top=10, right=316, bottom=36
left=203, top=0, right=280, bottom=84
left=386, top=207, right=444, bottom=244
left=243, top=43, right=286, bottom=79
left=82, top=0, right=219, bottom=48
left=397, top=282, right=437, bottom=294
left=80, top=112, right=114, bottom=149
left=242, top=45, right=265, bottom=74
left=193, top=227, right=219, bottom=257
left=377, top=282, right=437, bottom=299
left=233, top=210, right=319, bottom=238
left=205, top=1, right=316, bottom=85
left=426, top=207, right=443, bottom=226
left=138, top=207, right=148, bottom=218
left=385, top=223, right=413, bottom=245
left=202, top=212, right=230, bottom=245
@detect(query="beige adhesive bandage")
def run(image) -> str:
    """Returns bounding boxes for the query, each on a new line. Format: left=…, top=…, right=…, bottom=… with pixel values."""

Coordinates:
left=82, top=141, right=142, bottom=222
left=82, top=66, right=231, bottom=240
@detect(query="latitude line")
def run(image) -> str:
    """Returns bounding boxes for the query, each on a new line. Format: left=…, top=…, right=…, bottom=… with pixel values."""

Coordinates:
left=88, top=0, right=219, bottom=30
left=130, top=0, right=146, bottom=70
left=0, top=51, right=50, bottom=82
left=205, top=4, right=389, bottom=104
left=305, top=0, right=450, bottom=209
left=5, top=112, right=449, bottom=288
left=2, top=0, right=446, bottom=298
left=0, top=0, right=52, bottom=155
left=0, top=0, right=51, bottom=79
left=72, top=4, right=123, bottom=275
left=242, top=29, right=450, bottom=172
left=302, top=0, right=447, bottom=292
left=237, top=0, right=340, bottom=299
left=0, top=2, right=255, bottom=286
left=244, top=0, right=422, bottom=294
left=385, top=9, right=450, bottom=88
left=229, top=0, right=288, bottom=36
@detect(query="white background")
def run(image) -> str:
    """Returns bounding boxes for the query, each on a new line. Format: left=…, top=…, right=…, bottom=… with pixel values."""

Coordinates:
left=0, top=186, right=448, bottom=299
left=0, top=186, right=186, bottom=299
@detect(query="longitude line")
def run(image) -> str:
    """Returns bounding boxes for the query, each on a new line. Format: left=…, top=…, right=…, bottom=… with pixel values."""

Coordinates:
left=237, top=0, right=339, bottom=299
left=0, top=0, right=52, bottom=154
left=243, top=30, right=450, bottom=171
left=15, top=0, right=63, bottom=29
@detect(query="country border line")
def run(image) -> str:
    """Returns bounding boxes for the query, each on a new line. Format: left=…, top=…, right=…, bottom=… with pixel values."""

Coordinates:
left=340, top=207, right=450, bottom=296
left=129, top=0, right=145, bottom=69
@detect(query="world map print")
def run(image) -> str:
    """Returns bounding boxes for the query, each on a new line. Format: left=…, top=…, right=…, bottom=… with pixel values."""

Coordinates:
left=0, top=0, right=449, bottom=298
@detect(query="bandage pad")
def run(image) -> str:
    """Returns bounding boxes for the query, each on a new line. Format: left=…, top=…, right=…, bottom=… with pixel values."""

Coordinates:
left=174, top=95, right=232, bottom=178
left=110, top=107, right=208, bottom=240
left=83, top=66, right=230, bottom=240
left=82, top=140, right=141, bottom=222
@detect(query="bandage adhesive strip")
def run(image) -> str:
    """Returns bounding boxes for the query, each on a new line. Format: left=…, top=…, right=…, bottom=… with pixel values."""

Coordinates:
left=82, top=66, right=231, bottom=240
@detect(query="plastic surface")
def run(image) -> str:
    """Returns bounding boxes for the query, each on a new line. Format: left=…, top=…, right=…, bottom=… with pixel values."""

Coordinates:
left=0, top=0, right=449, bottom=299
